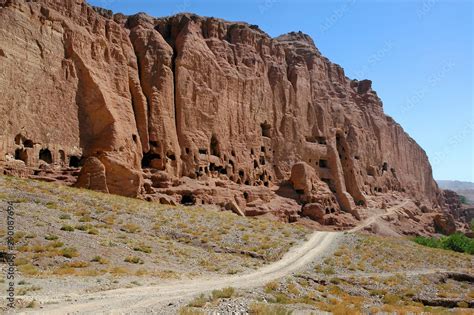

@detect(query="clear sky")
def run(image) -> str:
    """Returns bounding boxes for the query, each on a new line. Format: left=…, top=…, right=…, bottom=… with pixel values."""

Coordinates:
left=89, top=0, right=473, bottom=182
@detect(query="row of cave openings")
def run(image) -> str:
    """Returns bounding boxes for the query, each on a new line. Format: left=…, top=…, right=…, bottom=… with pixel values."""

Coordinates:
left=141, top=122, right=275, bottom=187
left=13, top=134, right=82, bottom=168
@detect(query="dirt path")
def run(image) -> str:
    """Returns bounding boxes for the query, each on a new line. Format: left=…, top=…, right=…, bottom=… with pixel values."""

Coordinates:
left=20, top=201, right=414, bottom=314
left=23, top=232, right=340, bottom=314
left=349, top=200, right=411, bottom=233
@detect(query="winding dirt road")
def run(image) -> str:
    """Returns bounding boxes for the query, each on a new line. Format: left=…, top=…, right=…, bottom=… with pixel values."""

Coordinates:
left=19, top=201, right=417, bottom=314
left=24, top=232, right=340, bottom=314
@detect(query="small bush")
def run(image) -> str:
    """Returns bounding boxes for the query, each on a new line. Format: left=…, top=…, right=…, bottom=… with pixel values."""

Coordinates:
left=49, top=241, right=64, bottom=248
left=121, top=223, right=141, bottom=234
left=91, top=256, right=109, bottom=264
left=45, top=235, right=58, bottom=241
left=60, top=225, right=74, bottom=232
left=211, top=287, right=235, bottom=300
left=188, top=294, right=208, bottom=308
left=124, top=256, right=144, bottom=264
left=59, top=214, right=71, bottom=220
left=26, top=300, right=37, bottom=309
left=264, top=281, right=279, bottom=293
left=87, top=228, right=99, bottom=235
left=65, top=261, right=90, bottom=268
left=133, top=244, right=152, bottom=254
left=61, top=247, right=79, bottom=258
left=18, top=264, right=39, bottom=276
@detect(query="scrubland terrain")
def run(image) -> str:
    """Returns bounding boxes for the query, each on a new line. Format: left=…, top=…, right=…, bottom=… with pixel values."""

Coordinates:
left=0, top=176, right=472, bottom=314
left=0, top=175, right=308, bottom=310
left=182, top=234, right=473, bottom=315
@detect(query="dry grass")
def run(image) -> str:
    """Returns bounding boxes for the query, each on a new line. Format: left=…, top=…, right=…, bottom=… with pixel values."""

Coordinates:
left=0, top=175, right=310, bottom=279
left=235, top=234, right=474, bottom=314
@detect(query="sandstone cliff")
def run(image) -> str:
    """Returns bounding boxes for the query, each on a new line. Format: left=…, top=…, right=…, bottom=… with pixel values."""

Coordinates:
left=0, top=0, right=449, bottom=229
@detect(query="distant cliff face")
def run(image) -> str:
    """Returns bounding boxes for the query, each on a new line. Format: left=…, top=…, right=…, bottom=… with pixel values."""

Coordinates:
left=0, top=0, right=442, bottom=217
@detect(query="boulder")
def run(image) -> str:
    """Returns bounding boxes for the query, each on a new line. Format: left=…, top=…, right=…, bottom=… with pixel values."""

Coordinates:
left=433, top=213, right=457, bottom=235
left=75, top=157, right=109, bottom=193
left=301, top=203, right=326, bottom=223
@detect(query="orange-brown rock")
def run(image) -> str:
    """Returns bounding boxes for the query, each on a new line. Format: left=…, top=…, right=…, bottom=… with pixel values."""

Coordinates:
left=0, top=0, right=449, bottom=228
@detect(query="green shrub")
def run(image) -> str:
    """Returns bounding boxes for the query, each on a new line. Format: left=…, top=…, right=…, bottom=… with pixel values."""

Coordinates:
left=413, top=233, right=474, bottom=254
left=413, top=236, right=441, bottom=248
left=441, top=233, right=474, bottom=254
left=45, top=234, right=58, bottom=241
left=60, top=225, right=74, bottom=232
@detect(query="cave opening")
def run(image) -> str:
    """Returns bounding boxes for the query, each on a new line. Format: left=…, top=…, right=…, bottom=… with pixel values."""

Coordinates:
left=142, top=152, right=161, bottom=168
left=166, top=152, right=176, bottom=161
left=180, top=194, right=196, bottom=206
left=39, top=149, right=53, bottom=164
left=260, top=122, right=272, bottom=138
left=69, top=156, right=82, bottom=168
left=317, top=137, right=327, bottom=145
left=319, top=159, right=329, bottom=168
left=15, top=148, right=28, bottom=164
left=210, top=135, right=220, bottom=157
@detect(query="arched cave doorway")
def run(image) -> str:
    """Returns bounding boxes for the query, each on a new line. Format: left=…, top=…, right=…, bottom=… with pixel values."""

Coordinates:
left=39, top=149, right=53, bottom=164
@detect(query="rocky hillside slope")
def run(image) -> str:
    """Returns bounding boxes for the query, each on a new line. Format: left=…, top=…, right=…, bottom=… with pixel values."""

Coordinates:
left=0, top=0, right=459, bottom=230
left=438, top=180, right=474, bottom=204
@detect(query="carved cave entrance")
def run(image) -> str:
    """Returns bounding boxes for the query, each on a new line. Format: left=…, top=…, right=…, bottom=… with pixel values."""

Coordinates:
left=39, top=149, right=53, bottom=164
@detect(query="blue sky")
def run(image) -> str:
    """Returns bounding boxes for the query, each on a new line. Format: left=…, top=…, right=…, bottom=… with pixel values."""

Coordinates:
left=89, top=0, right=473, bottom=182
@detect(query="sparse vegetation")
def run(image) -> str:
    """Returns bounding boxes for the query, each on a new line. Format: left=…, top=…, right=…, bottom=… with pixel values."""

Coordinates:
left=211, top=287, right=235, bottom=300
left=0, top=175, right=309, bottom=281
left=60, top=225, right=74, bottom=232
left=124, top=256, right=144, bottom=264
left=188, top=294, right=208, bottom=308
left=60, top=247, right=79, bottom=258
left=249, top=303, right=292, bottom=315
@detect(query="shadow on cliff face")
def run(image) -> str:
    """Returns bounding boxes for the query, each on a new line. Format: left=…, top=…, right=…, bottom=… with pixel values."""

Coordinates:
left=71, top=51, right=116, bottom=155
left=275, top=181, right=302, bottom=203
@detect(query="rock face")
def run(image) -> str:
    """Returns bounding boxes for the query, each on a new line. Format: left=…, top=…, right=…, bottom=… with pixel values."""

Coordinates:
left=0, top=0, right=445, bottom=224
